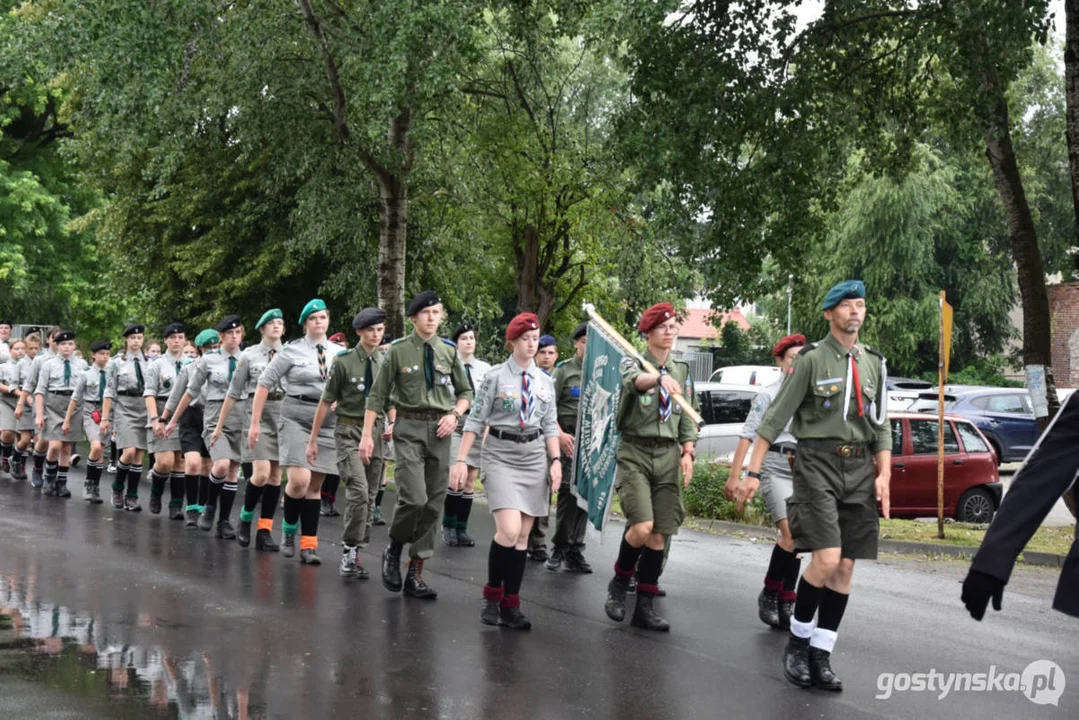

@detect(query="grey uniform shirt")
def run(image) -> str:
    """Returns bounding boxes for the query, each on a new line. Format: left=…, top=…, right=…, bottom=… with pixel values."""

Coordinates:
left=459, top=357, right=492, bottom=397
left=257, top=337, right=345, bottom=397
left=73, top=364, right=109, bottom=406
left=739, top=377, right=797, bottom=446
left=227, top=342, right=283, bottom=400
left=21, top=349, right=54, bottom=394
left=35, top=356, right=89, bottom=395
left=143, top=352, right=186, bottom=401
left=463, top=356, right=558, bottom=438
left=166, top=362, right=203, bottom=413
left=1, top=358, right=21, bottom=396
left=187, top=348, right=244, bottom=403
left=0, top=341, right=9, bottom=364
left=104, top=351, right=149, bottom=399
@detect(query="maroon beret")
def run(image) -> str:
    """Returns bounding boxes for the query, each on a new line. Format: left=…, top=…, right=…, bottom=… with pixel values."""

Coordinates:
left=506, top=313, right=540, bottom=341
left=638, top=302, right=677, bottom=333
left=772, top=333, right=807, bottom=358
left=328, top=332, right=346, bottom=344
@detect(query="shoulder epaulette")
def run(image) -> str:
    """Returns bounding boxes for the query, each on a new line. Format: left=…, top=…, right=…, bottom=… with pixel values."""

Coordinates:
left=798, top=343, right=820, bottom=355
left=442, top=338, right=457, bottom=348
left=864, top=346, right=885, bottom=361
left=555, top=359, right=568, bottom=367
left=335, top=349, right=350, bottom=357
left=391, top=337, right=406, bottom=345
left=286, top=338, right=302, bottom=346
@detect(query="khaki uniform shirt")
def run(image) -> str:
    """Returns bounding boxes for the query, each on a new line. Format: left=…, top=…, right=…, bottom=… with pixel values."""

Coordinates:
left=616, top=350, right=699, bottom=444
left=322, top=343, right=385, bottom=420
left=552, top=355, right=583, bottom=431
left=365, top=332, right=472, bottom=414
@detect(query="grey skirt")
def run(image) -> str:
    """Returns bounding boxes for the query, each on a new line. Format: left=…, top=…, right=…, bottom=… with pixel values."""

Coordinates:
left=761, top=450, right=795, bottom=524
left=243, top=398, right=281, bottom=463
left=277, top=397, right=336, bottom=474
left=481, top=433, right=549, bottom=517
left=203, top=399, right=244, bottom=463
left=450, top=429, right=482, bottom=469
left=82, top=402, right=103, bottom=444
left=0, top=394, right=16, bottom=430
left=114, top=394, right=148, bottom=450
left=42, top=392, right=84, bottom=443
left=16, top=396, right=35, bottom=432
left=147, top=396, right=181, bottom=453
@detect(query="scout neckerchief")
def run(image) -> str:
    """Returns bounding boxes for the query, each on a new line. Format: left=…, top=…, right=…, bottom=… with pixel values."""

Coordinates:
left=316, top=342, right=327, bottom=380
left=98, top=368, right=106, bottom=404
left=133, top=354, right=144, bottom=394
left=464, top=361, right=475, bottom=394
left=228, top=354, right=237, bottom=382
left=364, top=352, right=374, bottom=400
left=520, top=367, right=532, bottom=429
left=842, top=345, right=889, bottom=425
left=658, top=366, right=672, bottom=422
left=63, top=358, right=71, bottom=387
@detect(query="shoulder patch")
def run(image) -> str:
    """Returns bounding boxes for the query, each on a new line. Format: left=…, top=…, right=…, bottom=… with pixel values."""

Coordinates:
left=864, top=346, right=885, bottom=361
left=442, top=338, right=457, bottom=347
left=797, top=343, right=820, bottom=355
left=336, top=349, right=350, bottom=357
left=556, top=359, right=568, bottom=367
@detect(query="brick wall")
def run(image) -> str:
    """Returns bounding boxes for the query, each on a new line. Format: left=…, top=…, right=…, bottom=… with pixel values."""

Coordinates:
left=1048, top=282, right=1079, bottom=388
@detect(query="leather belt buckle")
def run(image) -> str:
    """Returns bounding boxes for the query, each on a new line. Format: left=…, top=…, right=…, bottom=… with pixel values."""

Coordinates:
left=838, top=445, right=853, bottom=458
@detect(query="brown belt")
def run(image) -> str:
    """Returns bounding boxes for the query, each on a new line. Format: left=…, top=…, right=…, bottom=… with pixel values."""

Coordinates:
left=397, top=409, right=447, bottom=422
left=336, top=415, right=363, bottom=427
left=800, top=438, right=867, bottom=458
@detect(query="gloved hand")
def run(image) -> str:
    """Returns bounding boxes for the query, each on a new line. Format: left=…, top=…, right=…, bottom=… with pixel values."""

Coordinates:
left=961, top=569, right=1006, bottom=621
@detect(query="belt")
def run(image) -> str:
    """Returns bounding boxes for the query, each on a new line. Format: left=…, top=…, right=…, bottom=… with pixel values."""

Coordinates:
left=287, top=394, right=321, bottom=404
left=118, top=390, right=142, bottom=397
left=769, top=443, right=796, bottom=457
left=489, top=427, right=542, bottom=444
left=337, top=415, right=363, bottom=427
left=800, top=438, right=867, bottom=458
left=266, top=393, right=285, bottom=402
left=51, top=390, right=74, bottom=397
left=397, top=409, right=447, bottom=422
left=621, top=434, right=678, bottom=448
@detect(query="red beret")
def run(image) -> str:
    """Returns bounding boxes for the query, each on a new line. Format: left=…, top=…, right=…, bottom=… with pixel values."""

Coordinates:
left=506, top=313, right=540, bottom=341
left=772, top=333, right=806, bottom=358
left=638, top=302, right=677, bottom=333
left=329, top=332, right=346, bottom=344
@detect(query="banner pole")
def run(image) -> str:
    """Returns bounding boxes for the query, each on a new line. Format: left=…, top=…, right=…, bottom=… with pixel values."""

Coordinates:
left=938, top=291, right=946, bottom=539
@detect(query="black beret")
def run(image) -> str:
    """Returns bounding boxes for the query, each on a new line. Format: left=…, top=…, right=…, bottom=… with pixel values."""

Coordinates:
left=122, top=324, right=145, bottom=337
left=407, top=290, right=441, bottom=316
left=352, top=307, right=388, bottom=330
left=90, top=340, right=112, bottom=353
left=381, top=333, right=394, bottom=345
left=162, top=322, right=186, bottom=338
left=572, top=322, right=589, bottom=341
left=453, top=323, right=475, bottom=342
left=0, top=319, right=12, bottom=327
left=215, top=315, right=243, bottom=333
left=55, top=330, right=76, bottom=343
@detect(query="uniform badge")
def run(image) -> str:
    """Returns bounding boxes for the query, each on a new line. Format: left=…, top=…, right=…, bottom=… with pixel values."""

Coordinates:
left=435, top=364, right=448, bottom=373
left=570, top=386, right=581, bottom=398
left=403, top=366, right=411, bottom=374
left=831, top=385, right=838, bottom=392
left=439, top=376, right=450, bottom=386
left=357, top=383, right=365, bottom=392
left=823, top=400, right=831, bottom=409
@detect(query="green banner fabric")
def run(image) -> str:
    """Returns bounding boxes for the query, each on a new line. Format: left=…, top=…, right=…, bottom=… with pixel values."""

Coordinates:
left=573, top=323, right=627, bottom=533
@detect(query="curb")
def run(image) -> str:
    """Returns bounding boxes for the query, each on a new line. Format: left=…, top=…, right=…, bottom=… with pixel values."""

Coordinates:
left=697, top=519, right=1067, bottom=568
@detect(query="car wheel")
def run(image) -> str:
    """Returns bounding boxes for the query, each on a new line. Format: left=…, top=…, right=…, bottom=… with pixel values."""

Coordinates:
left=957, top=488, right=995, bottom=524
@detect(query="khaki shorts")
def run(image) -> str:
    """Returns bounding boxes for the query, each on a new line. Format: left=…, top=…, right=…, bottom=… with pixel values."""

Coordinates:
left=615, top=438, right=685, bottom=536
left=785, top=439, right=879, bottom=559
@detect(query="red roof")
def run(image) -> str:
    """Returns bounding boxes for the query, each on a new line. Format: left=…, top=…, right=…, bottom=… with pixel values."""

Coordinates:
left=680, top=308, right=750, bottom=340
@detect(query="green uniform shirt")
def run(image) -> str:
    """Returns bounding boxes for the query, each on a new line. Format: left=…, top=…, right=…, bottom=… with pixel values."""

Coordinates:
left=323, top=343, right=385, bottom=419
left=365, top=331, right=473, bottom=414
left=757, top=334, right=891, bottom=453
left=616, top=350, right=699, bottom=444
left=552, top=355, right=583, bottom=431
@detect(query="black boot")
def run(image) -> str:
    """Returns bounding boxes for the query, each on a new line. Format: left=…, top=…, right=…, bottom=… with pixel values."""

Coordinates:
left=455, top=528, right=475, bottom=547
left=758, top=587, right=780, bottom=628
left=149, top=492, right=163, bottom=514
left=809, top=647, right=843, bottom=691
left=545, top=548, right=564, bottom=571
left=55, top=480, right=71, bottom=499
left=381, top=544, right=403, bottom=592
left=198, top=505, right=216, bottom=532
left=184, top=509, right=200, bottom=528
left=281, top=533, right=296, bottom=558
left=481, top=598, right=500, bottom=626
left=237, top=520, right=252, bottom=547
left=783, top=636, right=812, bottom=688
left=442, top=525, right=458, bottom=547
left=402, top=558, right=437, bottom=599
left=216, top=519, right=236, bottom=540
left=564, top=550, right=593, bottom=574
left=498, top=604, right=532, bottom=630
left=604, top=575, right=631, bottom=623
left=630, top=593, right=670, bottom=632
left=43, top=475, right=57, bottom=496
left=778, top=597, right=794, bottom=630
left=255, top=529, right=279, bottom=552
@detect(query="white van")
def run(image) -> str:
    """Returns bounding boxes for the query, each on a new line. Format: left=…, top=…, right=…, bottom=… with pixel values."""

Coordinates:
left=707, top=365, right=781, bottom=386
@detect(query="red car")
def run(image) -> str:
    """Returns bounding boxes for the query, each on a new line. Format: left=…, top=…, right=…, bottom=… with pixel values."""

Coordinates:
left=884, top=412, right=1003, bottom=524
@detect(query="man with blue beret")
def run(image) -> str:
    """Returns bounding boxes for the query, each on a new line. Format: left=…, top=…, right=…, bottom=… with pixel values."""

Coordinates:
left=525, top=332, right=560, bottom=561
left=742, top=279, right=891, bottom=692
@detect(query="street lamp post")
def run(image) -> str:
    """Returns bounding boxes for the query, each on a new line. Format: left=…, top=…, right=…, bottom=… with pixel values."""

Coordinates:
left=786, top=274, right=793, bottom=335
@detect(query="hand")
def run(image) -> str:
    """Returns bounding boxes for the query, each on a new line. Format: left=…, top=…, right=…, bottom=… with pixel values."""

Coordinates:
left=659, top=374, right=682, bottom=397
left=681, top=453, right=694, bottom=487
left=14, top=405, right=22, bottom=419
left=62, top=421, right=71, bottom=435
left=35, top=414, right=44, bottom=431
left=380, top=425, right=394, bottom=442
left=549, top=459, right=562, bottom=494
left=248, top=423, right=260, bottom=450
left=875, top=473, right=891, bottom=519
left=559, top=431, right=574, bottom=457
left=448, top=462, right=466, bottom=492
left=736, top=475, right=760, bottom=512
left=724, top=470, right=742, bottom=501
left=153, top=419, right=166, bottom=439
left=209, top=427, right=221, bottom=447
left=436, top=413, right=457, bottom=438
left=305, top=441, right=318, bottom=467
left=359, top=434, right=374, bottom=465
left=99, top=418, right=111, bottom=435
left=961, top=569, right=1005, bottom=621
left=163, top=420, right=176, bottom=439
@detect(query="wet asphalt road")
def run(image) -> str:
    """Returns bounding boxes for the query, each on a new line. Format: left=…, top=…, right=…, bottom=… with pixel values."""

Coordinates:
left=0, top=469, right=1075, bottom=719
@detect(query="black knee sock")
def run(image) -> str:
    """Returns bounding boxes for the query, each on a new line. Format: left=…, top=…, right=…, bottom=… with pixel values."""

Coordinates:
left=219, top=481, right=237, bottom=521
left=817, top=588, right=849, bottom=632
left=443, top=490, right=460, bottom=526
left=790, top=577, right=825, bottom=639
left=242, top=482, right=264, bottom=514
left=283, top=494, right=303, bottom=527
left=206, top=472, right=224, bottom=508
left=126, top=466, right=142, bottom=497
left=44, top=459, right=58, bottom=482
left=456, top=493, right=474, bottom=530
left=766, top=544, right=795, bottom=585
left=86, top=461, right=102, bottom=486
left=783, top=553, right=802, bottom=595
left=113, top=463, right=129, bottom=493
left=636, top=547, right=665, bottom=594
left=374, top=487, right=384, bottom=508
left=168, top=472, right=183, bottom=502
left=301, top=498, right=321, bottom=537
left=57, top=465, right=69, bottom=488
left=241, top=462, right=253, bottom=481
left=33, top=450, right=46, bottom=470
left=184, top=474, right=199, bottom=507
left=487, top=540, right=512, bottom=589
left=503, top=549, right=528, bottom=598
left=197, top=475, right=210, bottom=506
left=322, top=474, right=339, bottom=502
left=261, top=485, right=280, bottom=520
left=615, top=535, right=643, bottom=576
left=150, top=469, right=168, bottom=497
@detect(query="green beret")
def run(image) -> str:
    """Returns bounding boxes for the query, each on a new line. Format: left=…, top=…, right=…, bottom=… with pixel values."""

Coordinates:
left=299, top=298, right=327, bottom=326
left=256, top=308, right=283, bottom=330
left=821, top=280, right=866, bottom=311
left=194, top=329, right=220, bottom=348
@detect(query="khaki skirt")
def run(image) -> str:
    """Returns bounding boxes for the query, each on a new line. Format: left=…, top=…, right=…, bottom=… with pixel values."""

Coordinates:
left=481, top=432, right=549, bottom=517
left=147, top=396, right=181, bottom=453
left=114, top=394, right=148, bottom=450
left=42, top=392, right=84, bottom=443
left=16, top=394, right=35, bottom=432
left=0, top=393, right=17, bottom=431
left=450, top=428, right=482, bottom=470
left=202, top=399, right=244, bottom=463
left=243, top=397, right=282, bottom=463
left=277, top=397, right=336, bottom=474
left=82, top=402, right=103, bottom=444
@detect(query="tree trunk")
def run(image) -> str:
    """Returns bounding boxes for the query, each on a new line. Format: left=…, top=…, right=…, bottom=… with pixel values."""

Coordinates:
left=1065, top=0, right=1079, bottom=275
left=377, top=173, right=409, bottom=339
left=982, top=74, right=1060, bottom=429
left=513, top=224, right=558, bottom=327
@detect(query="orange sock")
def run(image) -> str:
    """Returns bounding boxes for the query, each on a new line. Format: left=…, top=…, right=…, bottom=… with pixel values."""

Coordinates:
left=300, top=535, right=318, bottom=551
left=257, top=518, right=273, bottom=532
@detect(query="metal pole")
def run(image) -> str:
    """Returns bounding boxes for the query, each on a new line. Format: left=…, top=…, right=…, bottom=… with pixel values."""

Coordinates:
left=786, top=274, right=793, bottom=335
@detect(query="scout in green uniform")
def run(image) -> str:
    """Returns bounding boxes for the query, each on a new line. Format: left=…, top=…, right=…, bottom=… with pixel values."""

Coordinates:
left=309, top=307, right=392, bottom=580
left=744, top=280, right=891, bottom=692
left=603, top=303, right=699, bottom=632
left=525, top=333, right=559, bottom=561
left=544, top=322, right=592, bottom=573
left=361, top=290, right=473, bottom=599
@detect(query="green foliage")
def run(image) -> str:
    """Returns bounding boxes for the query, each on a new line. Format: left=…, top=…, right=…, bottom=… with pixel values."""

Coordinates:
left=923, top=355, right=1024, bottom=388
left=684, top=461, right=772, bottom=525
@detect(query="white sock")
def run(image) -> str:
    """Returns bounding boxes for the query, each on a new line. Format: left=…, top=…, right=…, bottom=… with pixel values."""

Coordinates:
left=789, top=617, right=814, bottom=639
left=810, top=628, right=838, bottom=652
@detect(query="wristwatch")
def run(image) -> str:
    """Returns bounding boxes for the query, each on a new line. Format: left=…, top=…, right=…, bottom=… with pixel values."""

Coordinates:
left=746, top=470, right=761, bottom=480
left=682, top=448, right=697, bottom=460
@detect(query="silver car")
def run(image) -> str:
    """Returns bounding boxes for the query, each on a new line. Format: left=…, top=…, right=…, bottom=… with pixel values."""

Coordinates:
left=694, top=382, right=763, bottom=460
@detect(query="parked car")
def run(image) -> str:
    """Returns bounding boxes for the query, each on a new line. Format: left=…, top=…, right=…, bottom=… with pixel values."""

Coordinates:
left=886, top=412, right=1002, bottom=523
left=910, top=387, right=1042, bottom=464
left=707, top=365, right=781, bottom=386
left=694, top=382, right=763, bottom=460
left=886, top=376, right=933, bottom=411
